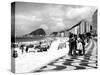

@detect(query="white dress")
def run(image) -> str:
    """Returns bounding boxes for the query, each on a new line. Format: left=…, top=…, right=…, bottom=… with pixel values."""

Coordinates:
left=77, top=42, right=83, bottom=50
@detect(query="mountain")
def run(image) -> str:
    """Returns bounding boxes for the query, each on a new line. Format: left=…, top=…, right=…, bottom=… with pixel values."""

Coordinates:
left=28, top=28, right=46, bottom=36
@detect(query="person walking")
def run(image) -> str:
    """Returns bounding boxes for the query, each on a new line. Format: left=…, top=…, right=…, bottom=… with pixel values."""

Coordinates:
left=68, top=33, right=73, bottom=56
left=80, top=34, right=85, bottom=55
left=81, top=37, right=85, bottom=55
left=20, top=44, right=25, bottom=54
left=68, top=34, right=76, bottom=56
left=77, top=38, right=83, bottom=55
left=25, top=46, right=29, bottom=53
left=73, top=35, right=77, bottom=55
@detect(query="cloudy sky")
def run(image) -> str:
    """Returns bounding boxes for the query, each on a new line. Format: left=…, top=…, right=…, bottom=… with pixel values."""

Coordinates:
left=14, top=2, right=97, bottom=36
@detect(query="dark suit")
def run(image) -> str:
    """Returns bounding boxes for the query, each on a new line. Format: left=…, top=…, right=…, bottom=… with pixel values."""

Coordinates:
left=68, top=37, right=75, bottom=55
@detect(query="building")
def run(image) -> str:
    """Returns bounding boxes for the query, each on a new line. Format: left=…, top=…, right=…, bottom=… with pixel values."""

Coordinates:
left=92, top=10, right=97, bottom=34
left=50, top=19, right=93, bottom=37
left=69, top=20, right=92, bottom=35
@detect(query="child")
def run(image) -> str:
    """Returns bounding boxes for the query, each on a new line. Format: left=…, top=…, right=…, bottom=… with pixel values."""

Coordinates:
left=76, top=39, right=83, bottom=55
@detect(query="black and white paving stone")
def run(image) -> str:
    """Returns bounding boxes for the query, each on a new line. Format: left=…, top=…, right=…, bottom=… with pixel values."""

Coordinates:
left=33, top=39, right=97, bottom=72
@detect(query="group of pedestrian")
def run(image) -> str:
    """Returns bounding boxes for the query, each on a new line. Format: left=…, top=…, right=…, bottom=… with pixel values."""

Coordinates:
left=68, top=32, right=91, bottom=56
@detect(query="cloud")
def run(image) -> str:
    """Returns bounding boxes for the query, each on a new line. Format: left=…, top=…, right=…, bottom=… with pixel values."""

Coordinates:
left=65, top=6, right=96, bottom=20
left=43, top=5, right=64, bottom=18
left=15, top=14, right=43, bottom=36
left=15, top=2, right=97, bottom=36
left=39, top=24, right=49, bottom=30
